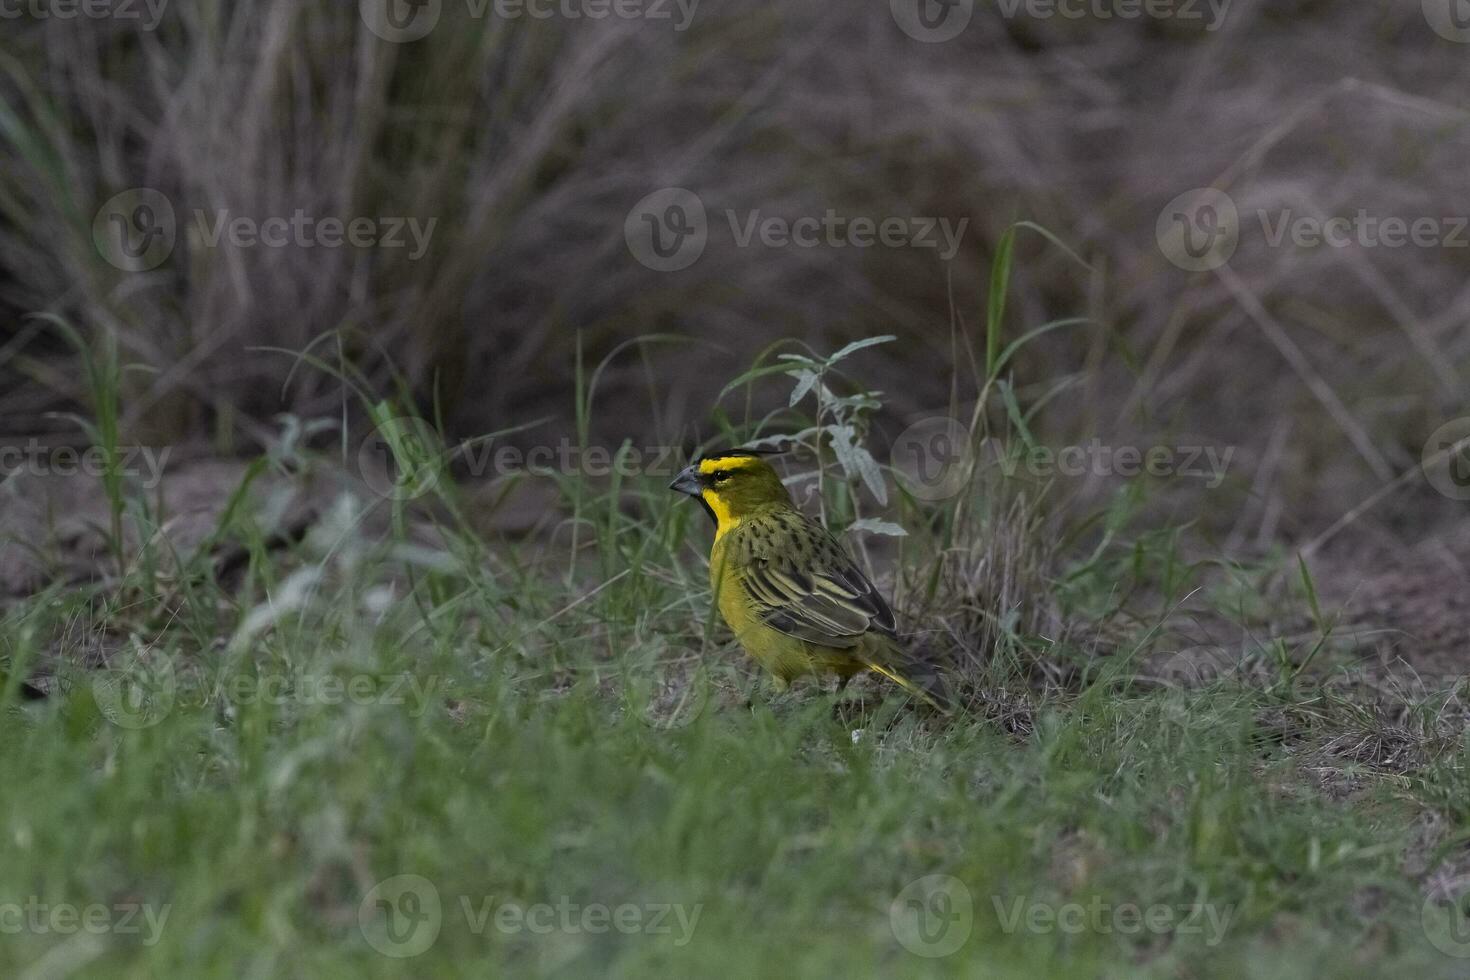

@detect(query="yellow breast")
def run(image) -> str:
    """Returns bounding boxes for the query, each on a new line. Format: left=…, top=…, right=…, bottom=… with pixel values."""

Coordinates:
left=702, top=489, right=741, bottom=541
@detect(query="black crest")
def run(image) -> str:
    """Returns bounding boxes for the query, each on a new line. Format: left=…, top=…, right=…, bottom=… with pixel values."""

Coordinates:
left=693, top=445, right=787, bottom=465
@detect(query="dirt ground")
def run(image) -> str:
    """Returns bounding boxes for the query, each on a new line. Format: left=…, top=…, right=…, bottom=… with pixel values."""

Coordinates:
left=6, top=458, right=1465, bottom=688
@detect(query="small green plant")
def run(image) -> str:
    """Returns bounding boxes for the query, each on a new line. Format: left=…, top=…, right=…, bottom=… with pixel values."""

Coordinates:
left=718, top=334, right=902, bottom=537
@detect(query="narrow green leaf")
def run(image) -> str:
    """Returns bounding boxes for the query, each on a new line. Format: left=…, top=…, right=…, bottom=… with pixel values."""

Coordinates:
left=825, top=335, right=897, bottom=366
left=998, top=379, right=1036, bottom=452
left=1298, top=553, right=1322, bottom=628
left=993, top=317, right=1090, bottom=378
left=1012, top=220, right=1094, bottom=273
left=986, top=227, right=1016, bottom=381
left=718, top=361, right=814, bottom=401
left=845, top=518, right=907, bottom=537
left=788, top=368, right=819, bottom=407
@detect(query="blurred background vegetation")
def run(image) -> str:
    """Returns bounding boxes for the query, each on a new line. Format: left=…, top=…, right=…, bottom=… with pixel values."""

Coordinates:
left=2, top=0, right=1468, bottom=542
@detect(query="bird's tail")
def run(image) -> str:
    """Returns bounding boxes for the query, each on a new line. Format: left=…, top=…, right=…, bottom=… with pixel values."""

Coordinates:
left=864, top=656, right=954, bottom=714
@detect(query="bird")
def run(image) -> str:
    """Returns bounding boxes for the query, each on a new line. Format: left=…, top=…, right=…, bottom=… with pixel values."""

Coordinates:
left=669, top=449, right=951, bottom=711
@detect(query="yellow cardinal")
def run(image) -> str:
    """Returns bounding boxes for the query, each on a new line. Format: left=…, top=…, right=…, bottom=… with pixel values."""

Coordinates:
left=670, top=450, right=950, bottom=710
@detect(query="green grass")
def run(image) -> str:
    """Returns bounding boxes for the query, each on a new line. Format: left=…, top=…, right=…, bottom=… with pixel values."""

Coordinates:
left=1, top=318, right=1466, bottom=977
left=2, top=436, right=1469, bottom=979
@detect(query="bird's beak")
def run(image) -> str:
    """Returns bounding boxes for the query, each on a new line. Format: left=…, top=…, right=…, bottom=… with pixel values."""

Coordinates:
left=669, top=465, right=703, bottom=497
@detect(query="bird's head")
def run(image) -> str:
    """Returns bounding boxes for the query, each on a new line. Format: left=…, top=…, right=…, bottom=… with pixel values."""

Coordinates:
left=669, top=450, right=792, bottom=533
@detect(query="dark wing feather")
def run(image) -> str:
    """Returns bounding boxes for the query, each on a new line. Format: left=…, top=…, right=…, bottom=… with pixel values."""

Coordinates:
left=731, top=511, right=897, bottom=648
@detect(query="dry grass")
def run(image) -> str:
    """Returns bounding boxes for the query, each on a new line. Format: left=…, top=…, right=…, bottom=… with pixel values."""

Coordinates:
left=1, top=2, right=1465, bottom=541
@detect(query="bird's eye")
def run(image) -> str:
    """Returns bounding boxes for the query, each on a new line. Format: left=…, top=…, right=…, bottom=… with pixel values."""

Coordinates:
left=712, top=471, right=730, bottom=484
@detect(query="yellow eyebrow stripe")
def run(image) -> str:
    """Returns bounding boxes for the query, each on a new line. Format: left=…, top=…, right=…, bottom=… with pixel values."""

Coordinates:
left=696, top=455, right=764, bottom=476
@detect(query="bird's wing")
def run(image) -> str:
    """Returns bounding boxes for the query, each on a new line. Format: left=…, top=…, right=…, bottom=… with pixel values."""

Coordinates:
left=730, top=511, right=897, bottom=649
